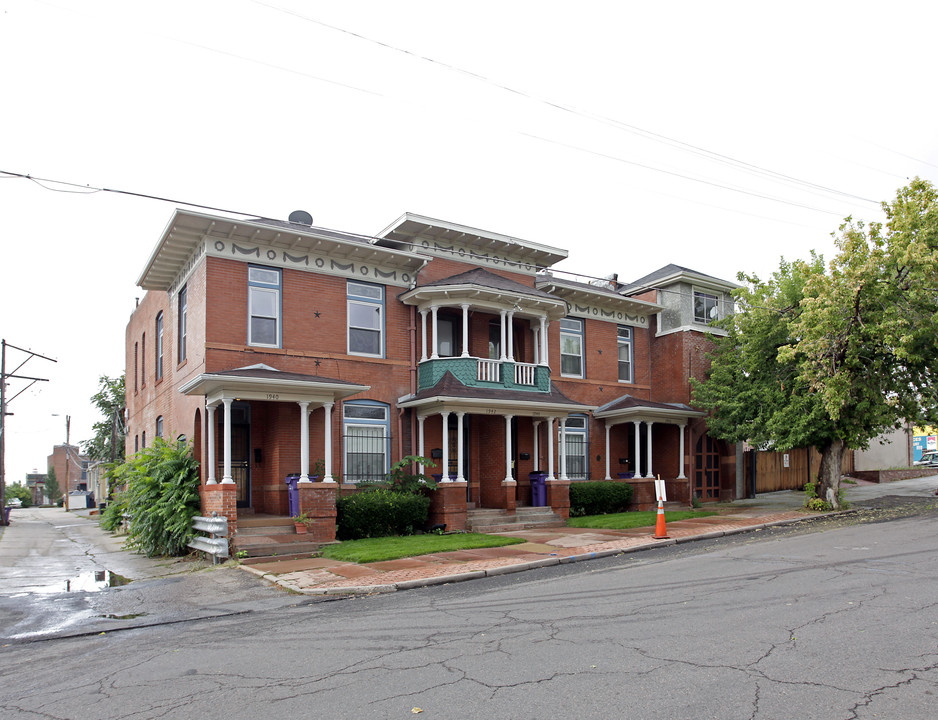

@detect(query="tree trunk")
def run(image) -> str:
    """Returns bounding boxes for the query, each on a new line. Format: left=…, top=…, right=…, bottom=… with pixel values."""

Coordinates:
left=816, top=439, right=845, bottom=509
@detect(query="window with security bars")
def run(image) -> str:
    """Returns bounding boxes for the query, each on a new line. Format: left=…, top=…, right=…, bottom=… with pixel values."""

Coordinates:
left=561, top=416, right=589, bottom=480
left=343, top=401, right=390, bottom=483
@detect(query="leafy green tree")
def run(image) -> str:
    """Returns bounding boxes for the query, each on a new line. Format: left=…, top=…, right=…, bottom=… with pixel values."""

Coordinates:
left=80, top=374, right=125, bottom=465
left=6, top=482, right=32, bottom=507
left=694, top=179, right=938, bottom=509
left=44, top=466, right=61, bottom=503
left=107, top=438, right=200, bottom=556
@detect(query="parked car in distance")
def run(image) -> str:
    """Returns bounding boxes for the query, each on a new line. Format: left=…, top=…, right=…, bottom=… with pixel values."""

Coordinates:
left=914, top=450, right=938, bottom=468
left=6, top=497, right=22, bottom=508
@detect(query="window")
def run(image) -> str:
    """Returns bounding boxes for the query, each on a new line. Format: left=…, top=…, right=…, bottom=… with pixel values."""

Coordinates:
left=559, top=318, right=584, bottom=378
left=248, top=266, right=281, bottom=347
left=437, top=315, right=461, bottom=357
left=141, top=431, right=146, bottom=449
left=561, top=415, right=589, bottom=480
left=617, top=325, right=633, bottom=383
left=178, top=285, right=187, bottom=363
left=133, top=342, right=138, bottom=393
left=155, top=312, right=163, bottom=381
left=141, top=333, right=146, bottom=387
left=694, top=290, right=719, bottom=324
left=134, top=435, right=139, bottom=452
left=347, top=281, right=384, bottom=357
left=488, top=320, right=501, bottom=360
left=155, top=416, right=163, bottom=439
left=343, top=401, right=390, bottom=482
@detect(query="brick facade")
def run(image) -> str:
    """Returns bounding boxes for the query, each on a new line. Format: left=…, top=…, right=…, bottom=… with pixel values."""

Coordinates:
left=126, top=211, right=738, bottom=541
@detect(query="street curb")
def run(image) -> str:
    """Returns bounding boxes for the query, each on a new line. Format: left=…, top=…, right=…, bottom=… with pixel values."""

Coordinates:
left=261, top=513, right=830, bottom=596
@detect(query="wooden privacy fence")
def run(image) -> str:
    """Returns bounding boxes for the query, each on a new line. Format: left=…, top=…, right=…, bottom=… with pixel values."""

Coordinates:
left=745, top=447, right=855, bottom=493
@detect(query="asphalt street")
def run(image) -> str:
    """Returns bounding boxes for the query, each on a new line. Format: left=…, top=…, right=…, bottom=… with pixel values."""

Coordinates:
left=2, top=499, right=937, bottom=719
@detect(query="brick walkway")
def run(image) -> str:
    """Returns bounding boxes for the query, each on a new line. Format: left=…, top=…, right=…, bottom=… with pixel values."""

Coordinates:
left=240, top=507, right=810, bottom=595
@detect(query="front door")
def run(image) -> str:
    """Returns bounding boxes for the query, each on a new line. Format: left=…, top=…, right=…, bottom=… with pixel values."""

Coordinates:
left=217, top=402, right=251, bottom=508
left=694, top=434, right=720, bottom=501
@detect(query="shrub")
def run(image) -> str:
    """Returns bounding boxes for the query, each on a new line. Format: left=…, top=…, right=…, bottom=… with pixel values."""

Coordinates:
left=100, top=491, right=128, bottom=532
left=108, top=438, right=201, bottom=556
left=336, top=488, right=432, bottom=540
left=569, top=481, right=634, bottom=517
left=6, top=482, right=32, bottom=508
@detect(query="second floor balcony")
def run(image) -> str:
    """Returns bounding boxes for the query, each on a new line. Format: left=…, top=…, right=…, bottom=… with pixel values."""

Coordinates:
left=418, top=356, right=552, bottom=393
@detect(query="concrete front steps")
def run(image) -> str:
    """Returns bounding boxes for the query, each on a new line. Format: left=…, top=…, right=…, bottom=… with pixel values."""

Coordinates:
left=466, top=506, right=566, bottom=534
left=234, top=515, right=329, bottom=562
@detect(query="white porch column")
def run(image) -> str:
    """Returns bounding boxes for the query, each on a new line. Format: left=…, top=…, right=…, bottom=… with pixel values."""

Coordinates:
left=417, top=415, right=426, bottom=475
left=546, top=417, right=556, bottom=481
left=677, top=423, right=687, bottom=479
left=532, top=325, right=540, bottom=365
left=504, top=414, right=514, bottom=482
left=461, top=304, right=470, bottom=358
left=646, top=420, right=655, bottom=478
left=506, top=310, right=515, bottom=361
left=322, top=402, right=335, bottom=482
left=456, top=411, right=466, bottom=482
left=633, top=420, right=642, bottom=479
left=206, top=403, right=217, bottom=484
left=419, top=309, right=429, bottom=362
left=440, top=410, right=451, bottom=481
left=221, top=398, right=234, bottom=484
left=431, top=306, right=440, bottom=359
left=298, top=401, right=311, bottom=483
left=559, top=417, right=568, bottom=482
left=539, top=316, right=549, bottom=366
left=532, top=420, right=542, bottom=470
left=604, top=423, right=612, bottom=480
left=499, top=310, right=508, bottom=361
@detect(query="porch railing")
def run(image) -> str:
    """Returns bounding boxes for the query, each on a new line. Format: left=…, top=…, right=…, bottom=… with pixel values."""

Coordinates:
left=477, top=359, right=500, bottom=383
left=513, top=362, right=537, bottom=386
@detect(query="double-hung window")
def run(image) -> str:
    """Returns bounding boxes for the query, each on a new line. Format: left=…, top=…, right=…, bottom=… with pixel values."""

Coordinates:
left=248, top=266, right=281, bottom=347
left=694, top=290, right=719, bottom=324
left=155, top=312, right=163, bottom=381
left=347, top=281, right=384, bottom=357
left=559, top=318, right=584, bottom=378
left=343, top=401, right=390, bottom=483
left=561, top=415, right=589, bottom=480
left=155, top=416, right=164, bottom=439
left=178, top=285, right=187, bottom=363
left=617, top=325, right=633, bottom=383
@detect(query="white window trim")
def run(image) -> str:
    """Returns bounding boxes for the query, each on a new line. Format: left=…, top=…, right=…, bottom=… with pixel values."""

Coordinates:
left=248, top=266, right=282, bottom=348
left=560, top=415, right=589, bottom=481
left=617, top=325, right=633, bottom=384
left=559, top=318, right=584, bottom=379
left=692, top=286, right=721, bottom=325
left=347, top=282, right=385, bottom=358
left=343, top=401, right=390, bottom=483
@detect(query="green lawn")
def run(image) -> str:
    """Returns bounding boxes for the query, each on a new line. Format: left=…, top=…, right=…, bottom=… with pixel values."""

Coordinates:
left=568, top=509, right=719, bottom=530
left=320, top=533, right=527, bottom=564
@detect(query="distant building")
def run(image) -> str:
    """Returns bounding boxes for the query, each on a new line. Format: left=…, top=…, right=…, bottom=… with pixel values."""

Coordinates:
left=47, top=444, right=89, bottom=510
left=25, top=471, right=48, bottom=505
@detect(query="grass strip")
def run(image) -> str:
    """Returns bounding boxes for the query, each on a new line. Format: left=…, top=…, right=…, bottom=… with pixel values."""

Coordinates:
left=320, top=533, right=527, bottom=563
left=568, top=509, right=718, bottom=530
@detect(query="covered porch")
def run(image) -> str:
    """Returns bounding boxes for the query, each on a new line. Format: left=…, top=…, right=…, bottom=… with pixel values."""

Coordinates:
left=179, top=364, right=369, bottom=539
left=594, top=395, right=706, bottom=509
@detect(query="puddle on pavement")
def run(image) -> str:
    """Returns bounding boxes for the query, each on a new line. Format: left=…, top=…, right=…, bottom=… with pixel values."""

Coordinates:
left=63, top=570, right=132, bottom=593
left=100, top=613, right=148, bottom=620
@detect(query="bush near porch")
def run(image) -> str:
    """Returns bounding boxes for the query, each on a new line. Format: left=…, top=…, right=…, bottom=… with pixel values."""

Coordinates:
left=336, top=488, right=432, bottom=540
left=569, top=481, right=634, bottom=517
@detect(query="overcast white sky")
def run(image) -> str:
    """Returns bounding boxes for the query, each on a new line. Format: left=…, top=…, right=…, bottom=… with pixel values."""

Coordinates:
left=2, top=0, right=936, bottom=487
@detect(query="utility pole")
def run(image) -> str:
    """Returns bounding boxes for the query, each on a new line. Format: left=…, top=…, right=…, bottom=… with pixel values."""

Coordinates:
left=1, top=339, right=56, bottom=525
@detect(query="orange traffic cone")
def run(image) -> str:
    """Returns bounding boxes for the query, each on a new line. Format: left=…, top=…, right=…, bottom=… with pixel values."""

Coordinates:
left=652, top=497, right=669, bottom=539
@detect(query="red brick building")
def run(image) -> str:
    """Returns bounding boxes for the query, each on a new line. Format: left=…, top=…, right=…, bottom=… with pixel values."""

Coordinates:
left=125, top=210, right=737, bottom=540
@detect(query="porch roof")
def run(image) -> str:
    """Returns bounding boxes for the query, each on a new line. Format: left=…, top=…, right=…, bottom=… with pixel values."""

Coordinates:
left=399, top=267, right=568, bottom=320
left=398, top=371, right=594, bottom=416
left=178, top=364, right=369, bottom=405
left=594, top=394, right=706, bottom=425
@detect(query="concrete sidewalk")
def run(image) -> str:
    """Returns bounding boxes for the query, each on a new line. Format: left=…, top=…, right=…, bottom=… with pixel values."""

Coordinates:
left=241, top=503, right=809, bottom=595
left=241, top=474, right=938, bottom=595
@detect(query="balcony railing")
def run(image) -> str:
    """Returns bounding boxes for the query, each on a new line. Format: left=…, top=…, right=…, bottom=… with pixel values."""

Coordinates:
left=418, top=356, right=551, bottom=393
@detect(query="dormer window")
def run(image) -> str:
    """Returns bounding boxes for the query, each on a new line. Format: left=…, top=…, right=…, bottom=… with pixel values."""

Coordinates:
left=693, top=290, right=720, bottom=324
